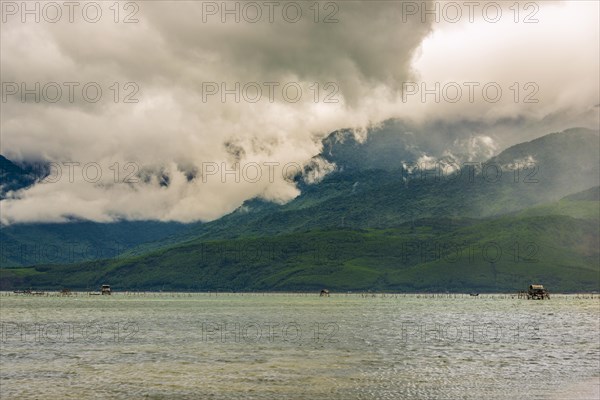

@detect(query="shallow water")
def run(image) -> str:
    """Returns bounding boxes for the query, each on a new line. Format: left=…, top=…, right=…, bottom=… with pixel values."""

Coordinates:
left=1, top=293, right=598, bottom=399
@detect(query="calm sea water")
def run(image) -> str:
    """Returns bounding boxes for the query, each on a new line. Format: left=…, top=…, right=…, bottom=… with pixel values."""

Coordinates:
left=1, top=293, right=598, bottom=399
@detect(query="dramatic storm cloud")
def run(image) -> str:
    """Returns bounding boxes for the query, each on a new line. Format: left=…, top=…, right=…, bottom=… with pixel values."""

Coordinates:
left=0, top=0, right=598, bottom=224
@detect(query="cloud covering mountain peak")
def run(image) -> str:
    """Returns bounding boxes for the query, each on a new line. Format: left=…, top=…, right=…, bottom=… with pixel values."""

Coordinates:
left=1, top=1, right=598, bottom=224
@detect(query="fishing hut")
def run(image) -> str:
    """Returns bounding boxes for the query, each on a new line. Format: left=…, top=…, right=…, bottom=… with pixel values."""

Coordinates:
left=520, top=284, right=549, bottom=300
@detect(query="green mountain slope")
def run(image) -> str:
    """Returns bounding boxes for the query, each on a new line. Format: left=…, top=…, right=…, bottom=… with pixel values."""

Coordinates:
left=0, top=221, right=192, bottom=267
left=135, top=128, right=599, bottom=244
left=2, top=192, right=597, bottom=292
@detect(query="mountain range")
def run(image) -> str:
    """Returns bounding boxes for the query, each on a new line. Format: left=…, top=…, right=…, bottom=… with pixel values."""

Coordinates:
left=1, top=125, right=599, bottom=292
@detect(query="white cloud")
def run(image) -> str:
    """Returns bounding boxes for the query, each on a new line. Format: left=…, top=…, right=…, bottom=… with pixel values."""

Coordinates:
left=1, top=1, right=597, bottom=224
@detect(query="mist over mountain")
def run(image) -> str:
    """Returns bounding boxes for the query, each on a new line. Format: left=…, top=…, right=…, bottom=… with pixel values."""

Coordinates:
left=1, top=127, right=598, bottom=292
left=321, top=121, right=599, bottom=173
left=217, top=127, right=600, bottom=236
left=488, top=128, right=600, bottom=200
left=321, top=119, right=511, bottom=172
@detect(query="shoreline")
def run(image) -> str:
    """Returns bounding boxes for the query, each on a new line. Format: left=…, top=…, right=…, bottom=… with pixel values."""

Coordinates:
left=1, top=291, right=598, bottom=298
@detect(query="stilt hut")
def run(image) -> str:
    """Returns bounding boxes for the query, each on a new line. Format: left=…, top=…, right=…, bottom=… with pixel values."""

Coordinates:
left=526, top=284, right=549, bottom=300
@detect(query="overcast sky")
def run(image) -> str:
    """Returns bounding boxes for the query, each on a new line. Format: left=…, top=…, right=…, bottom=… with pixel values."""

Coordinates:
left=1, top=0, right=598, bottom=224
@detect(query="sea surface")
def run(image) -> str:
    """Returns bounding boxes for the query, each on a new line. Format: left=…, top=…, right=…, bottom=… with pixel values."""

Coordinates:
left=1, top=292, right=598, bottom=399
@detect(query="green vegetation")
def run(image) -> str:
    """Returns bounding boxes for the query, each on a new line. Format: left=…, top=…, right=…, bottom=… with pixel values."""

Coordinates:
left=2, top=196, right=597, bottom=292
left=1, top=129, right=598, bottom=292
left=0, top=221, right=191, bottom=267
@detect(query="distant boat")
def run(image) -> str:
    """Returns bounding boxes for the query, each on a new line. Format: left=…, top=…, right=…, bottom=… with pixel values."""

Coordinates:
left=469, top=293, right=479, bottom=296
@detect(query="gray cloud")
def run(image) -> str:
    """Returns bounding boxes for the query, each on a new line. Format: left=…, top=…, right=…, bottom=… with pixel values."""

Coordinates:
left=0, top=0, right=597, bottom=224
